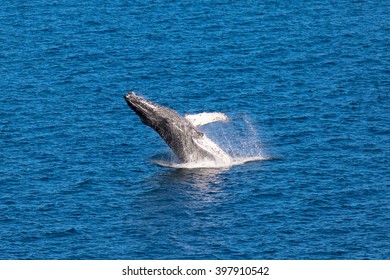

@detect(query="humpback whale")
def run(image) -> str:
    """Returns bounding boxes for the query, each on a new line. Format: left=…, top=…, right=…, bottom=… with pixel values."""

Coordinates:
left=124, top=92, right=233, bottom=167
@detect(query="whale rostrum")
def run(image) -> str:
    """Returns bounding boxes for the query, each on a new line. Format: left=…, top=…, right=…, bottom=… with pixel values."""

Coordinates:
left=124, top=92, right=233, bottom=166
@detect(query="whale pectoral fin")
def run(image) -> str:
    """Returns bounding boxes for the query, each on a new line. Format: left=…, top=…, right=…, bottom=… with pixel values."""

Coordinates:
left=185, top=112, right=229, bottom=127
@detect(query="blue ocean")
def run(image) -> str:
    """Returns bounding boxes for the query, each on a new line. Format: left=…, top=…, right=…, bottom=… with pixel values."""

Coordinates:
left=1, top=0, right=389, bottom=259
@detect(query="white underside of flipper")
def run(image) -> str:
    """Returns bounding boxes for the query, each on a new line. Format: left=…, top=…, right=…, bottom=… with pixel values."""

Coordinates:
left=193, top=135, right=233, bottom=167
left=185, top=112, right=228, bottom=127
left=184, top=112, right=232, bottom=166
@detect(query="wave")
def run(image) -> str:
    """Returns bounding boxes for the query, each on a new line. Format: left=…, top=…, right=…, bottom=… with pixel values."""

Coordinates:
left=151, top=155, right=269, bottom=169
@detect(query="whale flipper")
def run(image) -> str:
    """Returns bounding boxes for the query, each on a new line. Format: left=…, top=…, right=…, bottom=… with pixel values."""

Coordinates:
left=184, top=112, right=228, bottom=127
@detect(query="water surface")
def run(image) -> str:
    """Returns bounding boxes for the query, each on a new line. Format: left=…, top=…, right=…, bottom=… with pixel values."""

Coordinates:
left=0, top=0, right=389, bottom=259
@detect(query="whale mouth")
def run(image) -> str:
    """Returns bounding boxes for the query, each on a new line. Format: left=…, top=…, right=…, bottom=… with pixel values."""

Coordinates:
left=124, top=92, right=169, bottom=130
left=124, top=92, right=158, bottom=110
left=124, top=91, right=136, bottom=99
left=124, top=92, right=156, bottom=126
left=123, top=91, right=139, bottom=106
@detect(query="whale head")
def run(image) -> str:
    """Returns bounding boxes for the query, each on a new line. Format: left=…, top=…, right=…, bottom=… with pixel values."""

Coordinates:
left=124, top=92, right=164, bottom=127
left=124, top=92, right=186, bottom=129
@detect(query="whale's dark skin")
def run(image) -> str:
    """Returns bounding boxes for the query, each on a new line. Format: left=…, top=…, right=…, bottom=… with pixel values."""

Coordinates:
left=124, top=92, right=232, bottom=164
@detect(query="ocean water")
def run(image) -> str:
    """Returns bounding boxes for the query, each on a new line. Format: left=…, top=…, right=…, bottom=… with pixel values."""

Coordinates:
left=1, top=0, right=389, bottom=259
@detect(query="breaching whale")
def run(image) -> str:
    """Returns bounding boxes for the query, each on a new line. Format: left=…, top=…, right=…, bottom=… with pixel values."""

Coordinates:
left=124, top=92, right=233, bottom=167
